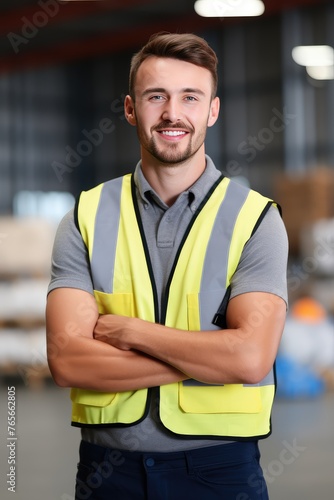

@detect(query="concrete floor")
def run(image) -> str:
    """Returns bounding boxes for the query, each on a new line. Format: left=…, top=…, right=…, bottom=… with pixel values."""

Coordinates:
left=0, top=381, right=333, bottom=500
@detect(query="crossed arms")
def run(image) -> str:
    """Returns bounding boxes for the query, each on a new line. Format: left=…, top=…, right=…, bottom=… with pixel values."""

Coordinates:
left=46, top=287, right=286, bottom=393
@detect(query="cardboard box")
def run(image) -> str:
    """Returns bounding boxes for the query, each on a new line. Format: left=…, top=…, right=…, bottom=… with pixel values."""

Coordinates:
left=274, top=168, right=334, bottom=255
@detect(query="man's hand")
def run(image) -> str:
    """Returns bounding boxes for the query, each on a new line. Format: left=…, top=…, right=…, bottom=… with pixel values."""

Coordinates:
left=94, top=314, right=136, bottom=350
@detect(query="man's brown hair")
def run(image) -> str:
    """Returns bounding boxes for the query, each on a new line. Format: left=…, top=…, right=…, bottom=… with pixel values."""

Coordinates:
left=129, top=32, right=218, bottom=100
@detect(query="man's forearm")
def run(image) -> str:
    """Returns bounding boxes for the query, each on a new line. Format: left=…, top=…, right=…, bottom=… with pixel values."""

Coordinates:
left=46, top=288, right=188, bottom=393
left=49, top=334, right=187, bottom=392
left=94, top=292, right=286, bottom=385
left=94, top=313, right=235, bottom=384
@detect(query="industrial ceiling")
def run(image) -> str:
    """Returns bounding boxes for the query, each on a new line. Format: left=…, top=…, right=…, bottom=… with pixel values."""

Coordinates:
left=0, top=0, right=329, bottom=75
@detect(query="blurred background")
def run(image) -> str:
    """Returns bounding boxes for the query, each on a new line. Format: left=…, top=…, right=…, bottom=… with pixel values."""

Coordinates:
left=0, top=0, right=334, bottom=498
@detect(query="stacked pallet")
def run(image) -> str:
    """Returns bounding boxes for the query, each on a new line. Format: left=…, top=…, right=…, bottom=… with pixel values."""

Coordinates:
left=0, top=217, right=56, bottom=388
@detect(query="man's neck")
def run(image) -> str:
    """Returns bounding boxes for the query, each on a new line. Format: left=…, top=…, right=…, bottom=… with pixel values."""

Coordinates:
left=140, top=152, right=207, bottom=206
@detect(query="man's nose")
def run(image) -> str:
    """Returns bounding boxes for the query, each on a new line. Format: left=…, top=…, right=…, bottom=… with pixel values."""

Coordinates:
left=161, top=98, right=181, bottom=123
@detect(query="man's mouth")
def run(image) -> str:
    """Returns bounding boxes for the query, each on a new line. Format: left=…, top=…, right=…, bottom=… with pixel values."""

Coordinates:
left=160, top=130, right=187, bottom=137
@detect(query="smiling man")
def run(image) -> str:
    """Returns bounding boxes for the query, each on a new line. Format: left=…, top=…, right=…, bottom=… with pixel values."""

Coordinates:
left=128, top=57, right=218, bottom=168
left=46, top=32, right=288, bottom=500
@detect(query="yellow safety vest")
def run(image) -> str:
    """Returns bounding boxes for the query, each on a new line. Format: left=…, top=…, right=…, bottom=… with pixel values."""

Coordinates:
left=71, top=173, right=278, bottom=440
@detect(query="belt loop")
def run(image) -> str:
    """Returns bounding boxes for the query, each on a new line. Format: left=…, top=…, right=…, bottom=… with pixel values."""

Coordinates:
left=184, top=450, right=195, bottom=476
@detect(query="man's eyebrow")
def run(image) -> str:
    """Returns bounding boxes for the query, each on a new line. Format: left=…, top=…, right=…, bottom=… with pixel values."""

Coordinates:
left=182, top=88, right=206, bottom=96
left=141, top=87, right=206, bottom=97
left=141, top=88, right=166, bottom=97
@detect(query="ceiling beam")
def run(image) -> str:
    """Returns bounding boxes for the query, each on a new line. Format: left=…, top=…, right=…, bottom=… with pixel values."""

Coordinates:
left=264, top=0, right=328, bottom=14
left=0, top=0, right=156, bottom=35
left=0, top=0, right=329, bottom=75
left=0, top=13, right=222, bottom=75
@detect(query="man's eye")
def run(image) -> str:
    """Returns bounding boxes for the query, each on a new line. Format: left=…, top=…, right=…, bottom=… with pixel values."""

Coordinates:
left=185, top=96, right=197, bottom=101
left=150, top=95, right=164, bottom=101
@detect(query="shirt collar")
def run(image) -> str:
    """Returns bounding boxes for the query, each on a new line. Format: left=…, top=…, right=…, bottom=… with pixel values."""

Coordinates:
left=133, top=155, right=222, bottom=210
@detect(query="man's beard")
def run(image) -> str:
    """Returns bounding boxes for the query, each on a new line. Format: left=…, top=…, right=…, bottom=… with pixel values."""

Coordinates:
left=147, top=137, right=193, bottom=165
left=139, top=121, right=206, bottom=166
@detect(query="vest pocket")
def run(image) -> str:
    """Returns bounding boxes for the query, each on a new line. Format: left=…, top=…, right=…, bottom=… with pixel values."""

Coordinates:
left=94, top=291, right=134, bottom=316
left=179, top=384, right=262, bottom=414
left=71, top=388, right=118, bottom=407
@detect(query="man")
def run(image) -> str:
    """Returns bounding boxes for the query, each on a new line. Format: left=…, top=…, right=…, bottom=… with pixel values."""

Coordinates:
left=46, top=32, right=288, bottom=500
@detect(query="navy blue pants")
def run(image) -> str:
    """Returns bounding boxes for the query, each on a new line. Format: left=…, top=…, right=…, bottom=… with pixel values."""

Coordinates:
left=75, top=440, right=269, bottom=500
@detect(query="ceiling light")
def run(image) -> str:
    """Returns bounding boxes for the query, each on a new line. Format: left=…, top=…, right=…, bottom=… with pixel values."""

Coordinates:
left=194, top=0, right=265, bottom=18
left=292, top=45, right=334, bottom=67
left=306, top=65, right=334, bottom=80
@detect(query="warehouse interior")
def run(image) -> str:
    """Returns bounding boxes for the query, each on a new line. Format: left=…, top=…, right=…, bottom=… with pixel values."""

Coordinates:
left=0, top=0, right=334, bottom=498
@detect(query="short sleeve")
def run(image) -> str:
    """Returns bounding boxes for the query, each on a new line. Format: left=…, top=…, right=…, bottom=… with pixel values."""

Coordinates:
left=230, top=205, right=288, bottom=306
left=47, top=208, right=94, bottom=296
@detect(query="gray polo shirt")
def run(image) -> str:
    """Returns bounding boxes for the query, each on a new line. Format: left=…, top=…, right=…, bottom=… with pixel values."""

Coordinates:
left=48, top=155, right=288, bottom=451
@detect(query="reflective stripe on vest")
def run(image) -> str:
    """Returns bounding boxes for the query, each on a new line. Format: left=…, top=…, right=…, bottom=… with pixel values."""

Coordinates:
left=71, top=173, right=277, bottom=439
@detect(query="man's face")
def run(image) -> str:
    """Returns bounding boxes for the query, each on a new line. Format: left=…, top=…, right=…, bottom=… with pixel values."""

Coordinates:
left=126, top=56, right=219, bottom=166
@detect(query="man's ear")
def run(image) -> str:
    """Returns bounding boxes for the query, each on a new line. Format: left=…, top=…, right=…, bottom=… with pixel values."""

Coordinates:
left=207, top=96, right=220, bottom=128
left=124, top=95, right=136, bottom=126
